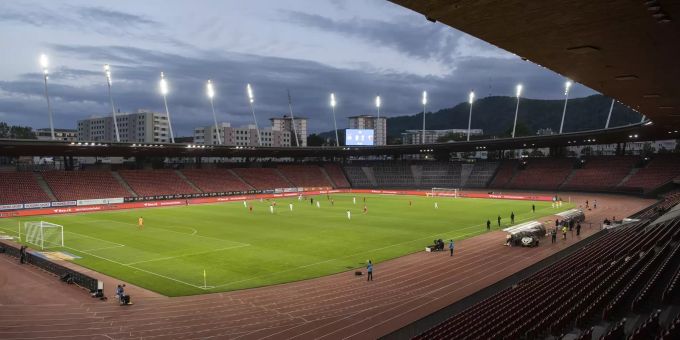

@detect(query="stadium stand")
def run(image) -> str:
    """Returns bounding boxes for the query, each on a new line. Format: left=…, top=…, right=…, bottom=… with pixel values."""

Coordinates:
left=118, top=170, right=200, bottom=196
left=506, top=158, right=574, bottom=190
left=231, top=168, right=293, bottom=190
left=419, top=162, right=462, bottom=187
left=413, top=198, right=680, bottom=339
left=277, top=164, right=334, bottom=188
left=180, top=169, right=253, bottom=193
left=0, top=172, right=51, bottom=204
left=619, top=155, right=680, bottom=193
left=561, top=156, right=638, bottom=191
left=343, top=166, right=374, bottom=187
left=322, top=163, right=351, bottom=188
left=42, top=171, right=130, bottom=201
left=372, top=162, right=416, bottom=188
left=488, top=159, right=517, bottom=188
left=464, top=161, right=499, bottom=187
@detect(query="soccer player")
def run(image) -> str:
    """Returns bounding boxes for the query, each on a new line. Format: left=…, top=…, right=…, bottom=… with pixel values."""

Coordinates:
left=497, top=215, right=501, bottom=228
left=434, top=202, right=439, bottom=209
left=346, top=210, right=351, bottom=220
left=316, top=201, right=321, bottom=208
left=409, top=200, right=412, bottom=207
left=289, top=203, right=293, bottom=211
left=310, top=197, right=314, bottom=205
left=486, top=219, right=491, bottom=230
left=243, top=201, right=247, bottom=208
left=363, top=205, right=368, bottom=214
left=511, top=212, right=515, bottom=224
left=249, top=205, right=253, bottom=213
left=331, top=199, right=334, bottom=206
left=138, top=216, right=144, bottom=229
left=532, top=204, right=535, bottom=213
left=270, top=205, right=274, bottom=214
left=353, top=197, right=356, bottom=205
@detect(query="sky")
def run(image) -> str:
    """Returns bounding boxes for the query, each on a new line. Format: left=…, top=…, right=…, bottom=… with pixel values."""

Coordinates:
left=0, top=0, right=597, bottom=136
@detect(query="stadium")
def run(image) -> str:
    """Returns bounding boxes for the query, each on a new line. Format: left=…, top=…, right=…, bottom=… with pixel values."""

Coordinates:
left=1, top=1, right=680, bottom=339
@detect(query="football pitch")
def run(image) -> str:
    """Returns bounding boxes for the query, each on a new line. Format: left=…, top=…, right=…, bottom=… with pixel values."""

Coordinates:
left=0, top=194, right=570, bottom=296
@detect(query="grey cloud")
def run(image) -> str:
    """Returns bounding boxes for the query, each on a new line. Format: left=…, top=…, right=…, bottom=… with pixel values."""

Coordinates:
left=76, top=7, right=158, bottom=27
left=0, top=44, right=595, bottom=136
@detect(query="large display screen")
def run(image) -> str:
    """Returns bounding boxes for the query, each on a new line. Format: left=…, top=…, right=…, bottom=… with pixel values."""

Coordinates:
left=345, top=129, right=374, bottom=146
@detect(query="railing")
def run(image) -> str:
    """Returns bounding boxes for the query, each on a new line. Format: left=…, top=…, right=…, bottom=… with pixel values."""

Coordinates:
left=0, top=240, right=98, bottom=292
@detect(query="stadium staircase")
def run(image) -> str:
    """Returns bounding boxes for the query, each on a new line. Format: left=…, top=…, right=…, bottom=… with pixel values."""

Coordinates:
left=111, top=171, right=137, bottom=197
left=459, top=164, right=474, bottom=187
left=362, top=166, right=378, bottom=187
left=33, top=173, right=57, bottom=202
left=174, top=170, right=203, bottom=193
left=558, top=168, right=578, bottom=190
left=319, top=167, right=336, bottom=187
left=227, top=169, right=255, bottom=190
left=275, top=168, right=296, bottom=187
left=410, top=164, right=423, bottom=187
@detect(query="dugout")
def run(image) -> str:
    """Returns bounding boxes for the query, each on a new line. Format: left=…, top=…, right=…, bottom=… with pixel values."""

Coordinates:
left=556, top=209, right=586, bottom=224
left=502, top=221, right=546, bottom=247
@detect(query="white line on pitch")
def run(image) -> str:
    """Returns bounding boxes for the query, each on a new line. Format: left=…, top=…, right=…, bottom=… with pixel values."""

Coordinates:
left=124, top=244, right=251, bottom=265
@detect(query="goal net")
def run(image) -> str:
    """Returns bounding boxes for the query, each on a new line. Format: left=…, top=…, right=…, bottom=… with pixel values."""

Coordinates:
left=21, top=221, right=64, bottom=250
left=428, top=188, right=460, bottom=198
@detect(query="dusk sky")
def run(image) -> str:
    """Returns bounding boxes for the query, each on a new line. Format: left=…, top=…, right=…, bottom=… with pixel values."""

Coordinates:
left=0, top=0, right=597, bottom=136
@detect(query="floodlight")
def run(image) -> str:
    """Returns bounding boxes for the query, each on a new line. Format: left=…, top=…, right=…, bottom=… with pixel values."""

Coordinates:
left=422, top=91, right=427, bottom=105
left=564, top=80, right=572, bottom=95
left=516, top=84, right=523, bottom=97
left=40, top=54, right=48, bottom=70
left=207, top=80, right=215, bottom=99
left=160, top=72, right=168, bottom=95
left=469, top=91, right=475, bottom=104
left=247, top=83, right=254, bottom=103
left=104, top=64, right=112, bottom=85
left=376, top=95, right=381, bottom=108
left=330, top=93, right=336, bottom=107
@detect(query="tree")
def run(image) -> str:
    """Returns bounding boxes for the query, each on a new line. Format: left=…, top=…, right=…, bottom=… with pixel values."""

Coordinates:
left=307, top=134, right=325, bottom=147
left=0, top=122, right=37, bottom=139
left=436, top=132, right=466, bottom=143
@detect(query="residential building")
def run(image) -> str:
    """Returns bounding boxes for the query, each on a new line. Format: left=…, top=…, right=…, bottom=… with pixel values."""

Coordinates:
left=348, top=115, right=387, bottom=145
left=270, top=115, right=308, bottom=146
left=194, top=123, right=292, bottom=147
left=401, top=129, right=484, bottom=145
left=77, top=110, right=170, bottom=143
left=36, top=128, right=78, bottom=142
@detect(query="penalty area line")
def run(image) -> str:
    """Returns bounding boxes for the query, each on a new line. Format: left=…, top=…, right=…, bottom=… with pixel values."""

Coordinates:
left=124, top=244, right=251, bottom=266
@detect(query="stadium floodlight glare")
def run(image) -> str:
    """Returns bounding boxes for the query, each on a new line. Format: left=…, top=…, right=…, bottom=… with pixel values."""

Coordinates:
left=104, top=64, right=120, bottom=142
left=559, top=79, right=572, bottom=134
left=159, top=72, right=175, bottom=143
left=330, top=93, right=339, bottom=146
left=467, top=91, right=475, bottom=141
left=246, top=83, right=261, bottom=145
left=421, top=91, right=427, bottom=144
left=206, top=80, right=221, bottom=144
left=39, top=54, right=55, bottom=140
left=512, top=84, right=522, bottom=138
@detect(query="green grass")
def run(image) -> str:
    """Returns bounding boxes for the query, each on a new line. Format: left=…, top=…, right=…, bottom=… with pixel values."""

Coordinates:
left=0, top=194, right=571, bottom=296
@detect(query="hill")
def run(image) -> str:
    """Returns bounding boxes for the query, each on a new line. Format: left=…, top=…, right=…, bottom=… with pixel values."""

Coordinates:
left=319, top=95, right=641, bottom=143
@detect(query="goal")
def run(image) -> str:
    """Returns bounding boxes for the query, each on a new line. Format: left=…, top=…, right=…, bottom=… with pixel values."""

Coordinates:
left=428, top=188, right=460, bottom=198
left=21, top=221, right=64, bottom=250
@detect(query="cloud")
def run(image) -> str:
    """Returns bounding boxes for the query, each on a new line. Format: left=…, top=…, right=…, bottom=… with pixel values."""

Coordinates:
left=0, top=43, right=596, bottom=136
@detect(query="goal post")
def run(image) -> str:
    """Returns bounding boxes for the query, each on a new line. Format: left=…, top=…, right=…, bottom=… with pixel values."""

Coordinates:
left=22, top=221, right=64, bottom=250
left=428, top=188, right=460, bottom=198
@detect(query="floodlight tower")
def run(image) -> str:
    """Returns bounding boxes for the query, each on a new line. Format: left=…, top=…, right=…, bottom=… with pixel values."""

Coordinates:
left=512, top=84, right=523, bottom=138
left=559, top=80, right=572, bottom=134
left=40, top=54, right=55, bottom=140
left=467, top=91, right=475, bottom=141
left=375, top=95, right=381, bottom=119
left=330, top=93, right=339, bottom=147
left=421, top=91, right=427, bottom=144
left=375, top=95, right=381, bottom=146
left=605, top=98, right=615, bottom=129
left=206, top=80, right=221, bottom=144
left=287, top=89, right=300, bottom=147
left=159, top=72, right=175, bottom=143
left=246, top=83, right=261, bottom=146
left=104, top=64, right=120, bottom=142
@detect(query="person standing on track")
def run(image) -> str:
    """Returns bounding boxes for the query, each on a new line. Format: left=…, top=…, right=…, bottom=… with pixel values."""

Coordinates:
left=366, top=260, right=373, bottom=281
left=449, top=239, right=455, bottom=257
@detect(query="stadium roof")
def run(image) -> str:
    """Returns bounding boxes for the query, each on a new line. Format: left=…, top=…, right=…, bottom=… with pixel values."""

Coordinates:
left=391, top=0, right=680, bottom=131
left=0, top=123, right=656, bottom=158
